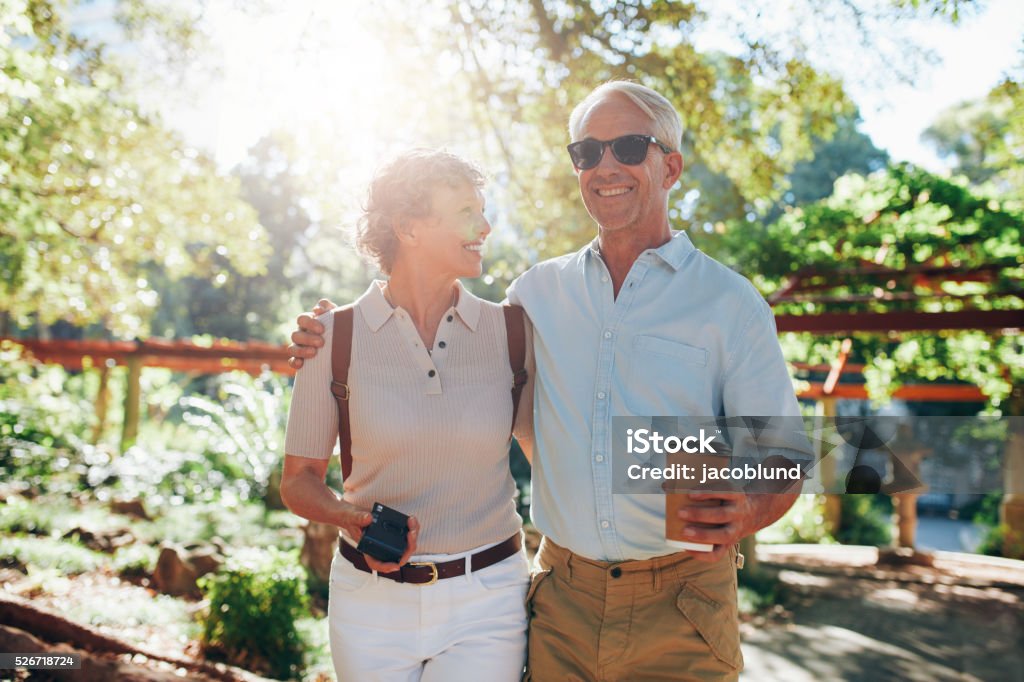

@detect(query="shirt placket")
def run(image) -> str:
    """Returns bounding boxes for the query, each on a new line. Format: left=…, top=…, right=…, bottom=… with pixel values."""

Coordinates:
left=591, top=254, right=651, bottom=561
left=392, top=309, right=443, bottom=395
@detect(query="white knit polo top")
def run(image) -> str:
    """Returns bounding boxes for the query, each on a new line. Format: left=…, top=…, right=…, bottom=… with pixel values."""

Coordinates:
left=284, top=280, right=532, bottom=554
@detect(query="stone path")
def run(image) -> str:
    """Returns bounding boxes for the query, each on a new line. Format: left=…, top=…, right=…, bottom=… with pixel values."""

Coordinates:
left=740, top=546, right=1024, bottom=682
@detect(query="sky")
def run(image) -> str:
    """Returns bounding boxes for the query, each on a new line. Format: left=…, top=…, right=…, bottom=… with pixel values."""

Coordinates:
left=847, top=2, right=1024, bottom=169
left=690, top=0, right=1024, bottom=171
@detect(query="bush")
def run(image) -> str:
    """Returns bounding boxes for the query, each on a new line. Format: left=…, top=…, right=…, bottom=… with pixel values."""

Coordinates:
left=835, top=494, right=892, bottom=546
left=959, top=492, right=1002, bottom=525
left=198, top=547, right=310, bottom=680
left=758, top=495, right=836, bottom=544
left=177, top=371, right=290, bottom=501
left=737, top=569, right=781, bottom=614
left=978, top=524, right=1024, bottom=559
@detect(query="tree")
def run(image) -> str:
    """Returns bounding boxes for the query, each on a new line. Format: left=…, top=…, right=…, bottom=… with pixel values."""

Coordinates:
left=923, top=59, right=1024, bottom=202
left=0, top=1, right=269, bottom=339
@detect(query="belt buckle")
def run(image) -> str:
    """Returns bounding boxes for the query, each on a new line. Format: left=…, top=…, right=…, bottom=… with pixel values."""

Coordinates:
left=408, top=561, right=438, bottom=585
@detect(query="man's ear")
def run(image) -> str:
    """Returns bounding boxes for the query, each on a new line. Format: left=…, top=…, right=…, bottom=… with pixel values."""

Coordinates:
left=663, top=151, right=684, bottom=189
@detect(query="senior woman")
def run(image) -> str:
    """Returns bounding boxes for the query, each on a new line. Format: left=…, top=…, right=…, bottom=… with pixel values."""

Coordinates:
left=280, top=149, right=533, bottom=681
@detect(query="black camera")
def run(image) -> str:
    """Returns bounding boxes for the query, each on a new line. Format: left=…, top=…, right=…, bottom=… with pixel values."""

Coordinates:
left=356, top=502, right=410, bottom=564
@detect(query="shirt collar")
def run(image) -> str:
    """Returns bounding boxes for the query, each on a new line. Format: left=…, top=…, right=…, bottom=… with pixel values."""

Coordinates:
left=586, top=229, right=695, bottom=272
left=358, top=280, right=481, bottom=332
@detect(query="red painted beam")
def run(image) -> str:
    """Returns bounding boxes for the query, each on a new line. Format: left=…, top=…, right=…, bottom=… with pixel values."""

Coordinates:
left=775, top=310, right=1023, bottom=333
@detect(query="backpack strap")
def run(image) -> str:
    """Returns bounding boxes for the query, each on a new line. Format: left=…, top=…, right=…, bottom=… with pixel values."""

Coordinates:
left=330, top=306, right=355, bottom=480
left=502, top=304, right=528, bottom=439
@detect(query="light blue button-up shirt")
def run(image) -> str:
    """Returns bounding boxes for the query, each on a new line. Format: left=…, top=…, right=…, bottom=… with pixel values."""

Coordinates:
left=507, top=230, right=802, bottom=561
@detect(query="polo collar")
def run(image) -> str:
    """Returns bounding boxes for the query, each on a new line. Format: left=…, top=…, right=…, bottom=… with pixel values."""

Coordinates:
left=586, top=229, right=695, bottom=271
left=358, top=280, right=481, bottom=332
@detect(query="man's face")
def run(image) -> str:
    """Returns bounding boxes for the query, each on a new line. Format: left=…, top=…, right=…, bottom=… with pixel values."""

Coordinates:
left=412, top=182, right=490, bottom=280
left=573, top=94, right=679, bottom=236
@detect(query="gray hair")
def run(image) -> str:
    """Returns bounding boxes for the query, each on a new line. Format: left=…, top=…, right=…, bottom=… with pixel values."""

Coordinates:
left=568, top=81, right=683, bottom=150
left=355, top=148, right=485, bottom=274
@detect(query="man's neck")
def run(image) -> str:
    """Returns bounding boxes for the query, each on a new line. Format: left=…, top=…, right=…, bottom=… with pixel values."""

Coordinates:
left=597, top=224, right=672, bottom=298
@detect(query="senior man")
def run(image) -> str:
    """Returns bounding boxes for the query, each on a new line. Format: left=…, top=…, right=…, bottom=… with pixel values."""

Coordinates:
left=289, top=81, right=803, bottom=681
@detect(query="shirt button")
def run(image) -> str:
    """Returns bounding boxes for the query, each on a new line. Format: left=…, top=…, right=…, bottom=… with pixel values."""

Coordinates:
left=601, top=520, right=610, bottom=529
left=447, top=315, right=453, bottom=322
left=438, top=341, right=446, bottom=349
left=597, top=391, right=606, bottom=400
left=428, top=370, right=436, bottom=378
left=601, top=275, right=608, bottom=283
left=610, top=567, right=622, bottom=578
left=603, top=331, right=612, bottom=339
left=596, top=455, right=604, bottom=463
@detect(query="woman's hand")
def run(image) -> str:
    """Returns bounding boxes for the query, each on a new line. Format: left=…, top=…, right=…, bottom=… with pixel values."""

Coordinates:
left=334, top=499, right=374, bottom=544
left=361, top=516, right=421, bottom=574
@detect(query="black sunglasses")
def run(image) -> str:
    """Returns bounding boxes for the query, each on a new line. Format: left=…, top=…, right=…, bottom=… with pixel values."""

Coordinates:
left=566, top=134, right=674, bottom=170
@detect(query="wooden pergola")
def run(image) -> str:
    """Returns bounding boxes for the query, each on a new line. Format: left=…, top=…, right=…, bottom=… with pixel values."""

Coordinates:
left=5, top=257, right=1022, bottom=557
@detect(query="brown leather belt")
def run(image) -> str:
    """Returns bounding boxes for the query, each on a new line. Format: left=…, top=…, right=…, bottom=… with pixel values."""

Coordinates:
left=339, top=533, right=521, bottom=585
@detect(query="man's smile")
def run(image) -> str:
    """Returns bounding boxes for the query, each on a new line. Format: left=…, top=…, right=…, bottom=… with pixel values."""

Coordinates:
left=594, top=186, right=634, bottom=197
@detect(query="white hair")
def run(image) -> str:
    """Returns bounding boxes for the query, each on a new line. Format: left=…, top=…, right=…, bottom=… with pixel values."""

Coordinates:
left=568, top=81, right=683, bottom=150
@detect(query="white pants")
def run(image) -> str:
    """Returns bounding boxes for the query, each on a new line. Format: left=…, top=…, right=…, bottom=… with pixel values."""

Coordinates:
left=327, top=538, right=530, bottom=682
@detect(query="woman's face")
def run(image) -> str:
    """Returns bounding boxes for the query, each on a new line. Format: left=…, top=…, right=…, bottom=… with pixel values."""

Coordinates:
left=413, top=181, right=491, bottom=280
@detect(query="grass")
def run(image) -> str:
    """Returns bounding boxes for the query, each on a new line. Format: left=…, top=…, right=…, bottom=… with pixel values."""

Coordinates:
left=132, top=501, right=304, bottom=550
left=0, top=494, right=127, bottom=537
left=0, top=535, right=107, bottom=574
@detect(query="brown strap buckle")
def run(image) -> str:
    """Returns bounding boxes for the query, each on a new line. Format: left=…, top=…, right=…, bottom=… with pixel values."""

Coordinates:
left=407, top=561, right=438, bottom=585
left=330, top=381, right=350, bottom=400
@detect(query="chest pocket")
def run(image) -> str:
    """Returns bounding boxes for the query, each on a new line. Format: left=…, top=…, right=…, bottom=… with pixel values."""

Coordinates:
left=625, top=335, right=710, bottom=416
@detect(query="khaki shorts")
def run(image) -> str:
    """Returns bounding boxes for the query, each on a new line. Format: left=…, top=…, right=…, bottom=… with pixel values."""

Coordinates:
left=524, top=537, right=742, bottom=681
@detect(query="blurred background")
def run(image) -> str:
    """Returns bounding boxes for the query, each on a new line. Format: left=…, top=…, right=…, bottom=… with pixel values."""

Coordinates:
left=1, top=1, right=1022, bottom=680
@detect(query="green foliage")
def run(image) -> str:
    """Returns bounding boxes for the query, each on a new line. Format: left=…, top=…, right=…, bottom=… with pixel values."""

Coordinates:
left=923, top=62, right=1024, bottom=202
left=176, top=370, right=289, bottom=501
left=835, top=495, right=893, bottom=547
left=0, top=0, right=269, bottom=338
left=111, top=543, right=159, bottom=578
left=976, top=522, right=1024, bottom=559
left=0, top=342, right=91, bottom=449
left=0, top=342, right=98, bottom=494
left=0, top=494, right=122, bottom=538
left=959, top=492, right=1003, bottom=526
left=737, top=569, right=782, bottom=615
left=714, top=165, right=1023, bottom=409
left=0, top=536, right=105, bottom=575
left=758, top=494, right=836, bottom=545
left=134, top=502, right=302, bottom=551
left=199, top=547, right=310, bottom=680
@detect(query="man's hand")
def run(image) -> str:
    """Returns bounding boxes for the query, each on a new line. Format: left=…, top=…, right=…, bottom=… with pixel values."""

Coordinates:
left=676, top=489, right=798, bottom=564
left=287, top=298, right=337, bottom=369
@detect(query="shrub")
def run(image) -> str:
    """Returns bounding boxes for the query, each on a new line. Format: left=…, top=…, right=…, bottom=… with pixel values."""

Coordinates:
left=737, top=568, right=781, bottom=614
left=835, top=494, right=892, bottom=546
left=177, top=371, right=289, bottom=501
left=111, top=543, right=159, bottom=578
left=758, top=494, right=836, bottom=544
left=198, top=547, right=310, bottom=680
left=978, top=524, right=1024, bottom=559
